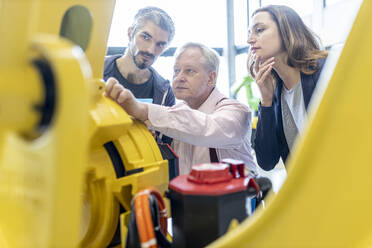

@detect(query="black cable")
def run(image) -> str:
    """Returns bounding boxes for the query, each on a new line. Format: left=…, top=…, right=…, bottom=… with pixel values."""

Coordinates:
left=125, top=202, right=141, bottom=248
left=149, top=195, right=171, bottom=248
left=125, top=194, right=172, bottom=248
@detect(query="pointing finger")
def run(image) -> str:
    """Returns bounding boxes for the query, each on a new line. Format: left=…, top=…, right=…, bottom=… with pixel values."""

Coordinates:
left=105, top=77, right=118, bottom=95
left=110, top=83, right=124, bottom=100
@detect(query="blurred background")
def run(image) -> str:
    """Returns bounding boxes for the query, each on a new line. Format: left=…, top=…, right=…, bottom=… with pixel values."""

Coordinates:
left=107, top=0, right=362, bottom=101
left=106, top=0, right=363, bottom=192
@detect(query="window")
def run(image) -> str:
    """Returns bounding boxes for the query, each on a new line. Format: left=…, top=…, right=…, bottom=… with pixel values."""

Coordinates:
left=325, top=0, right=344, bottom=6
left=234, top=0, right=248, bottom=45
left=248, top=0, right=261, bottom=20
left=260, top=0, right=313, bottom=17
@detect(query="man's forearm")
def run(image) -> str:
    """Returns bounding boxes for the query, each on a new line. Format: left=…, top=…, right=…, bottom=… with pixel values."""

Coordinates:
left=120, top=101, right=149, bottom=122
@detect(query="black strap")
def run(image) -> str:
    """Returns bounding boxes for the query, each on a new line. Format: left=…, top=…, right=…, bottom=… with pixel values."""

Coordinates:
left=209, top=148, right=219, bottom=163
left=215, top=97, right=228, bottom=105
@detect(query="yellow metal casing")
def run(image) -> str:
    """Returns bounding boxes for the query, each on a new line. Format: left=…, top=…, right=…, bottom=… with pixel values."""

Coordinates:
left=0, top=0, right=170, bottom=247
left=0, top=34, right=91, bottom=247
left=209, top=0, right=372, bottom=247
left=29, top=0, right=116, bottom=78
left=81, top=82, right=169, bottom=247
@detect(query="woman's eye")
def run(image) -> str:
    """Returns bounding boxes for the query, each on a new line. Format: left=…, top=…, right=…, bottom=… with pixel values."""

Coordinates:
left=256, top=28, right=264, bottom=33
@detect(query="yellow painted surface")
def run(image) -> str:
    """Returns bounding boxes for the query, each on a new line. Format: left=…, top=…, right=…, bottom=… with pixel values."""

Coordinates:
left=0, top=35, right=91, bottom=247
left=2, top=0, right=371, bottom=247
left=209, top=0, right=372, bottom=247
left=0, top=0, right=169, bottom=247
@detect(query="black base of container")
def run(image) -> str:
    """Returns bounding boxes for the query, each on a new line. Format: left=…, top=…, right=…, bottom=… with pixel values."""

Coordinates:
left=168, top=189, right=247, bottom=248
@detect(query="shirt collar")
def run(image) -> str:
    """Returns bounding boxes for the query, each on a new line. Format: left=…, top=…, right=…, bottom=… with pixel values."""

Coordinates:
left=198, top=87, right=226, bottom=113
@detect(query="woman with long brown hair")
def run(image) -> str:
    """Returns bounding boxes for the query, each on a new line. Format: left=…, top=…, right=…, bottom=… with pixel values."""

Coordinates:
left=248, top=5, right=328, bottom=170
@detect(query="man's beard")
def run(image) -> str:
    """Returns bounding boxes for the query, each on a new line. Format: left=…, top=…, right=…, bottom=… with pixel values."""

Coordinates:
left=130, top=49, right=155, bottom=69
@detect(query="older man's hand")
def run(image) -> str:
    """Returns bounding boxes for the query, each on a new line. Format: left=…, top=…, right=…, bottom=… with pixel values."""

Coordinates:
left=104, top=77, right=148, bottom=121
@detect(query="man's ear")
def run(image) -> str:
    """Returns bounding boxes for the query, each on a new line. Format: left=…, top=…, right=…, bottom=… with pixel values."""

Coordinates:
left=207, top=71, right=217, bottom=87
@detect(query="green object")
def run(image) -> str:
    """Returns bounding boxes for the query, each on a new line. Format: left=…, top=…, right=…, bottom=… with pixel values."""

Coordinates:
left=60, top=5, right=93, bottom=51
left=233, top=75, right=260, bottom=112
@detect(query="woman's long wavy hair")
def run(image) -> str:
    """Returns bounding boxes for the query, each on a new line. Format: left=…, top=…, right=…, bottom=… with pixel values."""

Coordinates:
left=248, top=5, right=328, bottom=77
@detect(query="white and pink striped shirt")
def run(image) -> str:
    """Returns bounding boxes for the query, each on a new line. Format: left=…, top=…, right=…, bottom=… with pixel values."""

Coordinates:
left=145, top=88, right=257, bottom=175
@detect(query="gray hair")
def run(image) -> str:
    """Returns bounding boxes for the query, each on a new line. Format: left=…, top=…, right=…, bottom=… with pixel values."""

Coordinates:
left=130, top=6, right=175, bottom=43
left=174, top=42, right=220, bottom=77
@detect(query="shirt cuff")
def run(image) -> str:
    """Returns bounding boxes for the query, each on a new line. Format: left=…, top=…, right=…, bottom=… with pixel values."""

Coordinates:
left=259, top=102, right=274, bottom=113
left=258, top=102, right=275, bottom=123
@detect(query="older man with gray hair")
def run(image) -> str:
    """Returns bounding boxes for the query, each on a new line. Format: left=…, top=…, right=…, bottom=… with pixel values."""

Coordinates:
left=105, top=42, right=257, bottom=175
